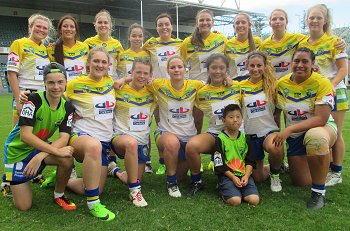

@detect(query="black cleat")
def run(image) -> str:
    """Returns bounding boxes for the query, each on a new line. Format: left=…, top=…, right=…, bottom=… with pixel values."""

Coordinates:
left=307, top=191, right=325, bottom=210
left=188, top=181, right=204, bottom=196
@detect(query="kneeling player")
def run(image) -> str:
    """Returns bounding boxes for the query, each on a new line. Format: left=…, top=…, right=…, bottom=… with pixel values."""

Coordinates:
left=3, top=62, right=75, bottom=211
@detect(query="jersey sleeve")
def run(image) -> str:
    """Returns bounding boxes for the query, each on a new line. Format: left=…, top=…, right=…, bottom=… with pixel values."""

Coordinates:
left=18, top=93, right=42, bottom=127
left=59, top=101, right=74, bottom=134
left=47, top=44, right=55, bottom=62
left=315, top=78, right=334, bottom=108
left=213, top=136, right=230, bottom=175
left=7, top=39, right=22, bottom=73
left=181, top=37, right=190, bottom=61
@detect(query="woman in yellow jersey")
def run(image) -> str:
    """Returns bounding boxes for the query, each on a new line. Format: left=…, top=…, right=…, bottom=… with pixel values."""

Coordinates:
left=185, top=53, right=241, bottom=196
left=84, top=10, right=124, bottom=79
left=143, top=13, right=182, bottom=79
left=111, top=59, right=155, bottom=207
left=225, top=13, right=262, bottom=81
left=182, top=9, right=227, bottom=134
left=273, top=47, right=337, bottom=209
left=47, top=15, right=88, bottom=81
left=143, top=13, right=183, bottom=174
left=240, top=51, right=284, bottom=192
left=117, top=23, right=150, bottom=78
left=300, top=4, right=348, bottom=187
left=7, top=14, right=53, bottom=126
left=65, top=47, right=116, bottom=221
left=260, top=9, right=345, bottom=80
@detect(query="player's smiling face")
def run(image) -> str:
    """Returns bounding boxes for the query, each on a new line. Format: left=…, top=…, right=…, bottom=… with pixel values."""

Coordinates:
left=208, top=58, right=227, bottom=86
left=292, top=51, right=314, bottom=79
left=61, top=19, right=76, bottom=41
left=45, top=73, right=66, bottom=99
left=29, top=19, right=49, bottom=43
left=157, top=17, right=173, bottom=40
left=88, top=51, right=109, bottom=79
left=234, top=14, right=250, bottom=37
left=168, top=58, right=186, bottom=81
left=307, top=9, right=326, bottom=33
left=197, top=12, right=213, bottom=35
left=95, top=15, right=111, bottom=35
left=131, top=63, right=151, bottom=90
left=247, top=56, right=266, bottom=82
left=129, top=27, right=143, bottom=49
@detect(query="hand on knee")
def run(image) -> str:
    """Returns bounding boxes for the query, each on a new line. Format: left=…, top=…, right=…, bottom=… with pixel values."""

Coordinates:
left=226, top=197, right=241, bottom=206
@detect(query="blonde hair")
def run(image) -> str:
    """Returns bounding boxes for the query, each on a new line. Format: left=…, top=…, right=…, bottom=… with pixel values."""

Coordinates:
left=269, top=9, right=288, bottom=29
left=191, top=9, right=214, bottom=48
left=234, top=13, right=256, bottom=52
left=166, top=55, right=185, bottom=71
left=28, top=14, right=54, bottom=43
left=307, top=4, right=332, bottom=35
left=87, top=46, right=110, bottom=76
left=247, top=51, right=276, bottom=101
left=94, top=9, right=113, bottom=35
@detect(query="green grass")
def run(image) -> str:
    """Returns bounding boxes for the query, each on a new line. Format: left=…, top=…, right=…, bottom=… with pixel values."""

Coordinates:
left=1, top=93, right=350, bottom=230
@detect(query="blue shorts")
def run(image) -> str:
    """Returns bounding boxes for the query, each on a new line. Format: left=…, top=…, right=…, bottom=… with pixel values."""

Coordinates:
left=70, top=132, right=110, bottom=167
left=286, top=134, right=306, bottom=157
left=111, top=142, right=150, bottom=164
left=247, top=131, right=277, bottom=160
left=218, top=175, right=259, bottom=200
left=4, top=149, right=46, bottom=184
left=154, top=130, right=187, bottom=160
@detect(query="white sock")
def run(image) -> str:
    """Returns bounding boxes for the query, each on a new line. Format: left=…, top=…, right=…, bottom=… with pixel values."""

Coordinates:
left=87, top=199, right=100, bottom=210
left=54, top=191, right=64, bottom=199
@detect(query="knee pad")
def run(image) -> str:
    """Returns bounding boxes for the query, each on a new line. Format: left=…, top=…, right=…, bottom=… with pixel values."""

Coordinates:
left=304, top=127, right=330, bottom=156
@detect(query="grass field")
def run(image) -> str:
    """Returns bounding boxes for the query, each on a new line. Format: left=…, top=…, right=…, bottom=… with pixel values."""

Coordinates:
left=0, top=93, right=350, bottom=230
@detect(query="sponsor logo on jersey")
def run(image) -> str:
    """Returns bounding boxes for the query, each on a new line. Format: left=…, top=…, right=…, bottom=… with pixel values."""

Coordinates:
left=247, top=100, right=267, bottom=113
left=214, top=151, right=223, bottom=167
left=274, top=61, right=290, bottom=73
left=95, top=100, right=115, bottom=115
left=287, top=109, right=309, bottom=121
left=130, top=112, right=148, bottom=125
left=20, top=101, right=35, bottom=119
left=8, top=52, right=20, bottom=66
left=169, top=107, right=190, bottom=119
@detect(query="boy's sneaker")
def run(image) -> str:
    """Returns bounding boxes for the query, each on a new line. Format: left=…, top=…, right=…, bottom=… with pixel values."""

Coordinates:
left=55, top=195, right=77, bottom=211
left=270, top=174, right=282, bottom=192
left=145, top=163, right=153, bottom=174
left=207, top=161, right=214, bottom=172
left=325, top=171, right=342, bottom=187
left=41, top=171, right=56, bottom=188
left=129, top=189, right=148, bottom=207
left=188, top=181, right=204, bottom=196
left=90, top=202, right=116, bottom=221
left=1, top=182, right=12, bottom=198
left=32, top=174, right=45, bottom=185
left=167, top=182, right=181, bottom=198
left=156, top=164, right=166, bottom=175
left=307, top=191, right=325, bottom=210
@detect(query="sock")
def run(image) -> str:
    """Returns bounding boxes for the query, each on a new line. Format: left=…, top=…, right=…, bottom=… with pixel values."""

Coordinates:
left=270, top=167, right=280, bottom=175
left=85, top=187, right=100, bottom=209
left=159, top=158, right=165, bottom=165
left=54, top=191, right=64, bottom=199
left=167, top=174, right=177, bottom=184
left=191, top=173, right=202, bottom=183
left=146, top=161, right=151, bottom=165
left=128, top=181, right=141, bottom=191
left=330, top=163, right=342, bottom=173
left=112, top=167, right=122, bottom=177
left=311, top=184, right=326, bottom=196
left=109, top=156, right=117, bottom=163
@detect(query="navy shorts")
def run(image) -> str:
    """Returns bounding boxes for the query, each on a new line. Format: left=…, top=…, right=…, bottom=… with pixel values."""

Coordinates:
left=112, top=142, right=150, bottom=164
left=218, top=175, right=259, bottom=200
left=155, top=130, right=187, bottom=160
left=4, top=149, right=46, bottom=184
left=247, top=131, right=277, bottom=160
left=286, top=134, right=306, bottom=157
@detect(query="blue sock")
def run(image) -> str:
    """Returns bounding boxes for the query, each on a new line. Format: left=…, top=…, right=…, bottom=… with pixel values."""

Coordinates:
left=112, top=167, right=122, bottom=177
left=191, top=173, right=202, bottom=183
left=167, top=174, right=177, bottom=184
left=311, top=183, right=326, bottom=195
left=270, top=167, right=280, bottom=175
left=109, top=156, right=117, bottom=163
left=159, top=158, right=164, bottom=165
left=85, top=187, right=100, bottom=209
left=128, top=181, right=141, bottom=190
left=330, top=163, right=342, bottom=173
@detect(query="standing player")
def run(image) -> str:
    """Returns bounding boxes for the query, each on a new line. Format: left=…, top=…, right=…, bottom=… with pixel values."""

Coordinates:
left=3, top=62, right=76, bottom=211
left=225, top=13, right=262, bottom=81
left=300, top=4, right=348, bottom=187
left=47, top=15, right=88, bottom=81
left=111, top=59, right=156, bottom=207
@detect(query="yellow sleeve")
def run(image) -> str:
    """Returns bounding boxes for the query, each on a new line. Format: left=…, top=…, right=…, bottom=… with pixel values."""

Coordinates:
left=47, top=44, right=55, bottom=62
left=181, top=37, right=191, bottom=61
left=7, top=39, right=22, bottom=72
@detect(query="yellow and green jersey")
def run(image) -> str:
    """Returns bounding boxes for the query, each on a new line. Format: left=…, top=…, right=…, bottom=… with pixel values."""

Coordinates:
left=225, top=36, right=262, bottom=78
left=299, top=33, right=348, bottom=89
left=147, top=78, right=203, bottom=141
left=240, top=79, right=278, bottom=137
left=113, top=84, right=156, bottom=145
left=276, top=72, right=334, bottom=138
left=260, top=32, right=307, bottom=79
left=47, top=41, right=89, bottom=81
left=182, top=33, right=227, bottom=82
left=143, top=37, right=182, bottom=79
left=196, top=83, right=241, bottom=134
left=66, top=74, right=115, bottom=142
left=7, top=37, right=50, bottom=90
left=84, top=35, right=124, bottom=78
left=117, top=49, right=150, bottom=78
